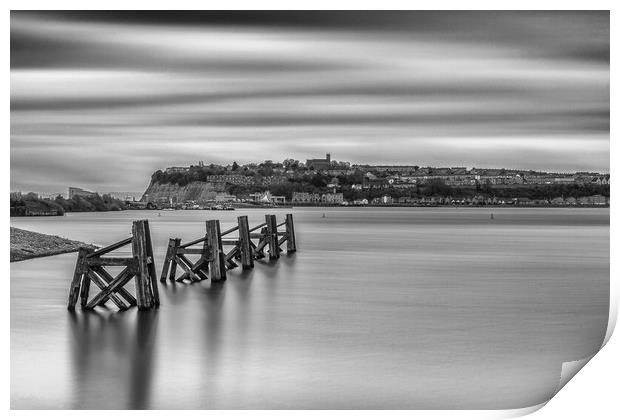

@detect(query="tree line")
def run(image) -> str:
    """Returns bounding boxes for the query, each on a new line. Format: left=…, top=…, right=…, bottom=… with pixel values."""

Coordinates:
left=10, top=192, right=127, bottom=216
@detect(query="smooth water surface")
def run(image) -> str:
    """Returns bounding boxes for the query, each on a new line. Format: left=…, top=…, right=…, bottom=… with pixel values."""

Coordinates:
left=10, top=207, right=609, bottom=409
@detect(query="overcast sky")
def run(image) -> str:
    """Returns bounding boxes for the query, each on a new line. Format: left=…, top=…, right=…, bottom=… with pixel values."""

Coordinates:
left=11, top=11, right=609, bottom=193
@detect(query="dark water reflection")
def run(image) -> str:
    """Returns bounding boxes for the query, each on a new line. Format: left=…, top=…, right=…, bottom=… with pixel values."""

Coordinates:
left=10, top=208, right=609, bottom=409
left=67, top=309, right=159, bottom=409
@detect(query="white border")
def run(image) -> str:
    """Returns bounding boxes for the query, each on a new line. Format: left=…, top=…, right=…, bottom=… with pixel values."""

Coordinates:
left=4, top=1, right=616, bottom=419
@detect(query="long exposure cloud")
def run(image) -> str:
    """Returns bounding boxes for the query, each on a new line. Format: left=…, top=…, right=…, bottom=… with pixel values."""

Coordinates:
left=10, top=11, right=609, bottom=192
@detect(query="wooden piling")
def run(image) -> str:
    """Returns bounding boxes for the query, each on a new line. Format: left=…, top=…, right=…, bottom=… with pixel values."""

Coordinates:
left=206, top=220, right=227, bottom=281
left=237, top=215, right=254, bottom=269
left=265, top=214, right=280, bottom=260
left=285, top=213, right=296, bottom=253
left=160, top=238, right=177, bottom=282
left=143, top=220, right=159, bottom=306
left=78, top=247, right=96, bottom=307
left=68, top=247, right=89, bottom=310
left=132, top=220, right=154, bottom=310
left=169, top=238, right=181, bottom=281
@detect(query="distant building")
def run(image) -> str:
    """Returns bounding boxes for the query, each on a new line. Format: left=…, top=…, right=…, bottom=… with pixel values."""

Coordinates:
left=214, top=194, right=237, bottom=202
left=578, top=195, right=608, bottom=205
left=321, top=192, right=344, bottom=204
left=292, top=192, right=321, bottom=203
left=39, top=193, right=64, bottom=200
left=372, top=195, right=393, bottom=205
left=306, top=153, right=331, bottom=171
left=553, top=177, right=575, bottom=184
left=249, top=191, right=286, bottom=204
left=68, top=187, right=97, bottom=199
left=291, top=191, right=343, bottom=204
left=165, top=166, right=190, bottom=173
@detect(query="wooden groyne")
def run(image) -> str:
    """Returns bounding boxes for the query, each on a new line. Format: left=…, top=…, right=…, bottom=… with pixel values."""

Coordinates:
left=67, top=214, right=297, bottom=311
left=67, top=220, right=159, bottom=312
left=160, top=214, right=296, bottom=283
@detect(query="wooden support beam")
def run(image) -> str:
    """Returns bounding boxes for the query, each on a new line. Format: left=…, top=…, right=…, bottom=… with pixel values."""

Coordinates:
left=225, top=246, right=240, bottom=262
left=198, top=270, right=209, bottom=280
left=224, top=247, right=240, bottom=269
left=188, top=255, right=209, bottom=274
left=85, top=269, right=134, bottom=310
left=87, top=257, right=136, bottom=267
left=253, top=229, right=268, bottom=259
left=92, top=266, right=136, bottom=306
left=86, top=269, right=129, bottom=310
left=206, top=220, right=227, bottom=281
left=285, top=213, right=297, bottom=253
left=175, top=248, right=207, bottom=255
left=265, top=214, right=280, bottom=260
left=248, top=222, right=267, bottom=233
left=176, top=255, right=201, bottom=282
left=237, top=215, right=254, bottom=269
left=221, top=239, right=239, bottom=246
left=220, top=225, right=239, bottom=236
left=86, top=237, right=132, bottom=258
left=180, top=235, right=207, bottom=249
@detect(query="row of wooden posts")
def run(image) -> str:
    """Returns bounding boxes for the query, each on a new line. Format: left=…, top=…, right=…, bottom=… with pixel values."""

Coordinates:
left=67, top=214, right=296, bottom=312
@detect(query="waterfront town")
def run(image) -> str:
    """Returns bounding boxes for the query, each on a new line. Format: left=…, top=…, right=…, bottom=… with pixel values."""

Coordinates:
left=10, top=153, right=610, bottom=215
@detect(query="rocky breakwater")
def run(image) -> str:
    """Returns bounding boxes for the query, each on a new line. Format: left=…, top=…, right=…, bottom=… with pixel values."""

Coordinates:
left=10, top=227, right=92, bottom=262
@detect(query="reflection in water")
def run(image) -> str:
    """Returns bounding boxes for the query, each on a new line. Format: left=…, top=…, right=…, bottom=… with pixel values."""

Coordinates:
left=200, top=281, right=225, bottom=403
left=68, top=310, right=159, bottom=409
left=11, top=208, right=609, bottom=409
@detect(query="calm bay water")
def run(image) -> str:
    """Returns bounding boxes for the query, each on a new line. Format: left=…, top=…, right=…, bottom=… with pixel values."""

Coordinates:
left=10, top=207, right=609, bottom=409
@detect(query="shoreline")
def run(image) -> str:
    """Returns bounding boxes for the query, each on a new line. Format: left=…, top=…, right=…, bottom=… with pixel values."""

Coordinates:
left=10, top=227, right=92, bottom=262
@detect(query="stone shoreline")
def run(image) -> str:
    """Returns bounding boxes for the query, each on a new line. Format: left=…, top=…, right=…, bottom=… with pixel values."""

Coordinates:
left=10, top=227, right=92, bottom=262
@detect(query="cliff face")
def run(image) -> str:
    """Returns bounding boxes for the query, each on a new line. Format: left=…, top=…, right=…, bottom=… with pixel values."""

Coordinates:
left=141, top=181, right=226, bottom=204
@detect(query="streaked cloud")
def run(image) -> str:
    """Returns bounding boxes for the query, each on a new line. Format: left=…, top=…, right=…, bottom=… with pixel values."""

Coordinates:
left=10, top=11, right=609, bottom=193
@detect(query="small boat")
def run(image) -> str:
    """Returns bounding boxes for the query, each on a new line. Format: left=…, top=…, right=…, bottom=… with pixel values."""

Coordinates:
left=490, top=213, right=494, bottom=220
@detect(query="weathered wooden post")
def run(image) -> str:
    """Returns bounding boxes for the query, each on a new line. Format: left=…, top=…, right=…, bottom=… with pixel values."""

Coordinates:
left=265, top=214, right=280, bottom=260
left=132, top=220, right=154, bottom=310
left=285, top=213, right=296, bottom=253
left=143, top=220, right=159, bottom=306
left=68, top=247, right=91, bottom=310
left=79, top=247, right=97, bottom=307
left=160, top=238, right=178, bottom=282
left=169, top=238, right=181, bottom=281
left=237, top=215, right=254, bottom=269
left=206, top=219, right=227, bottom=281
